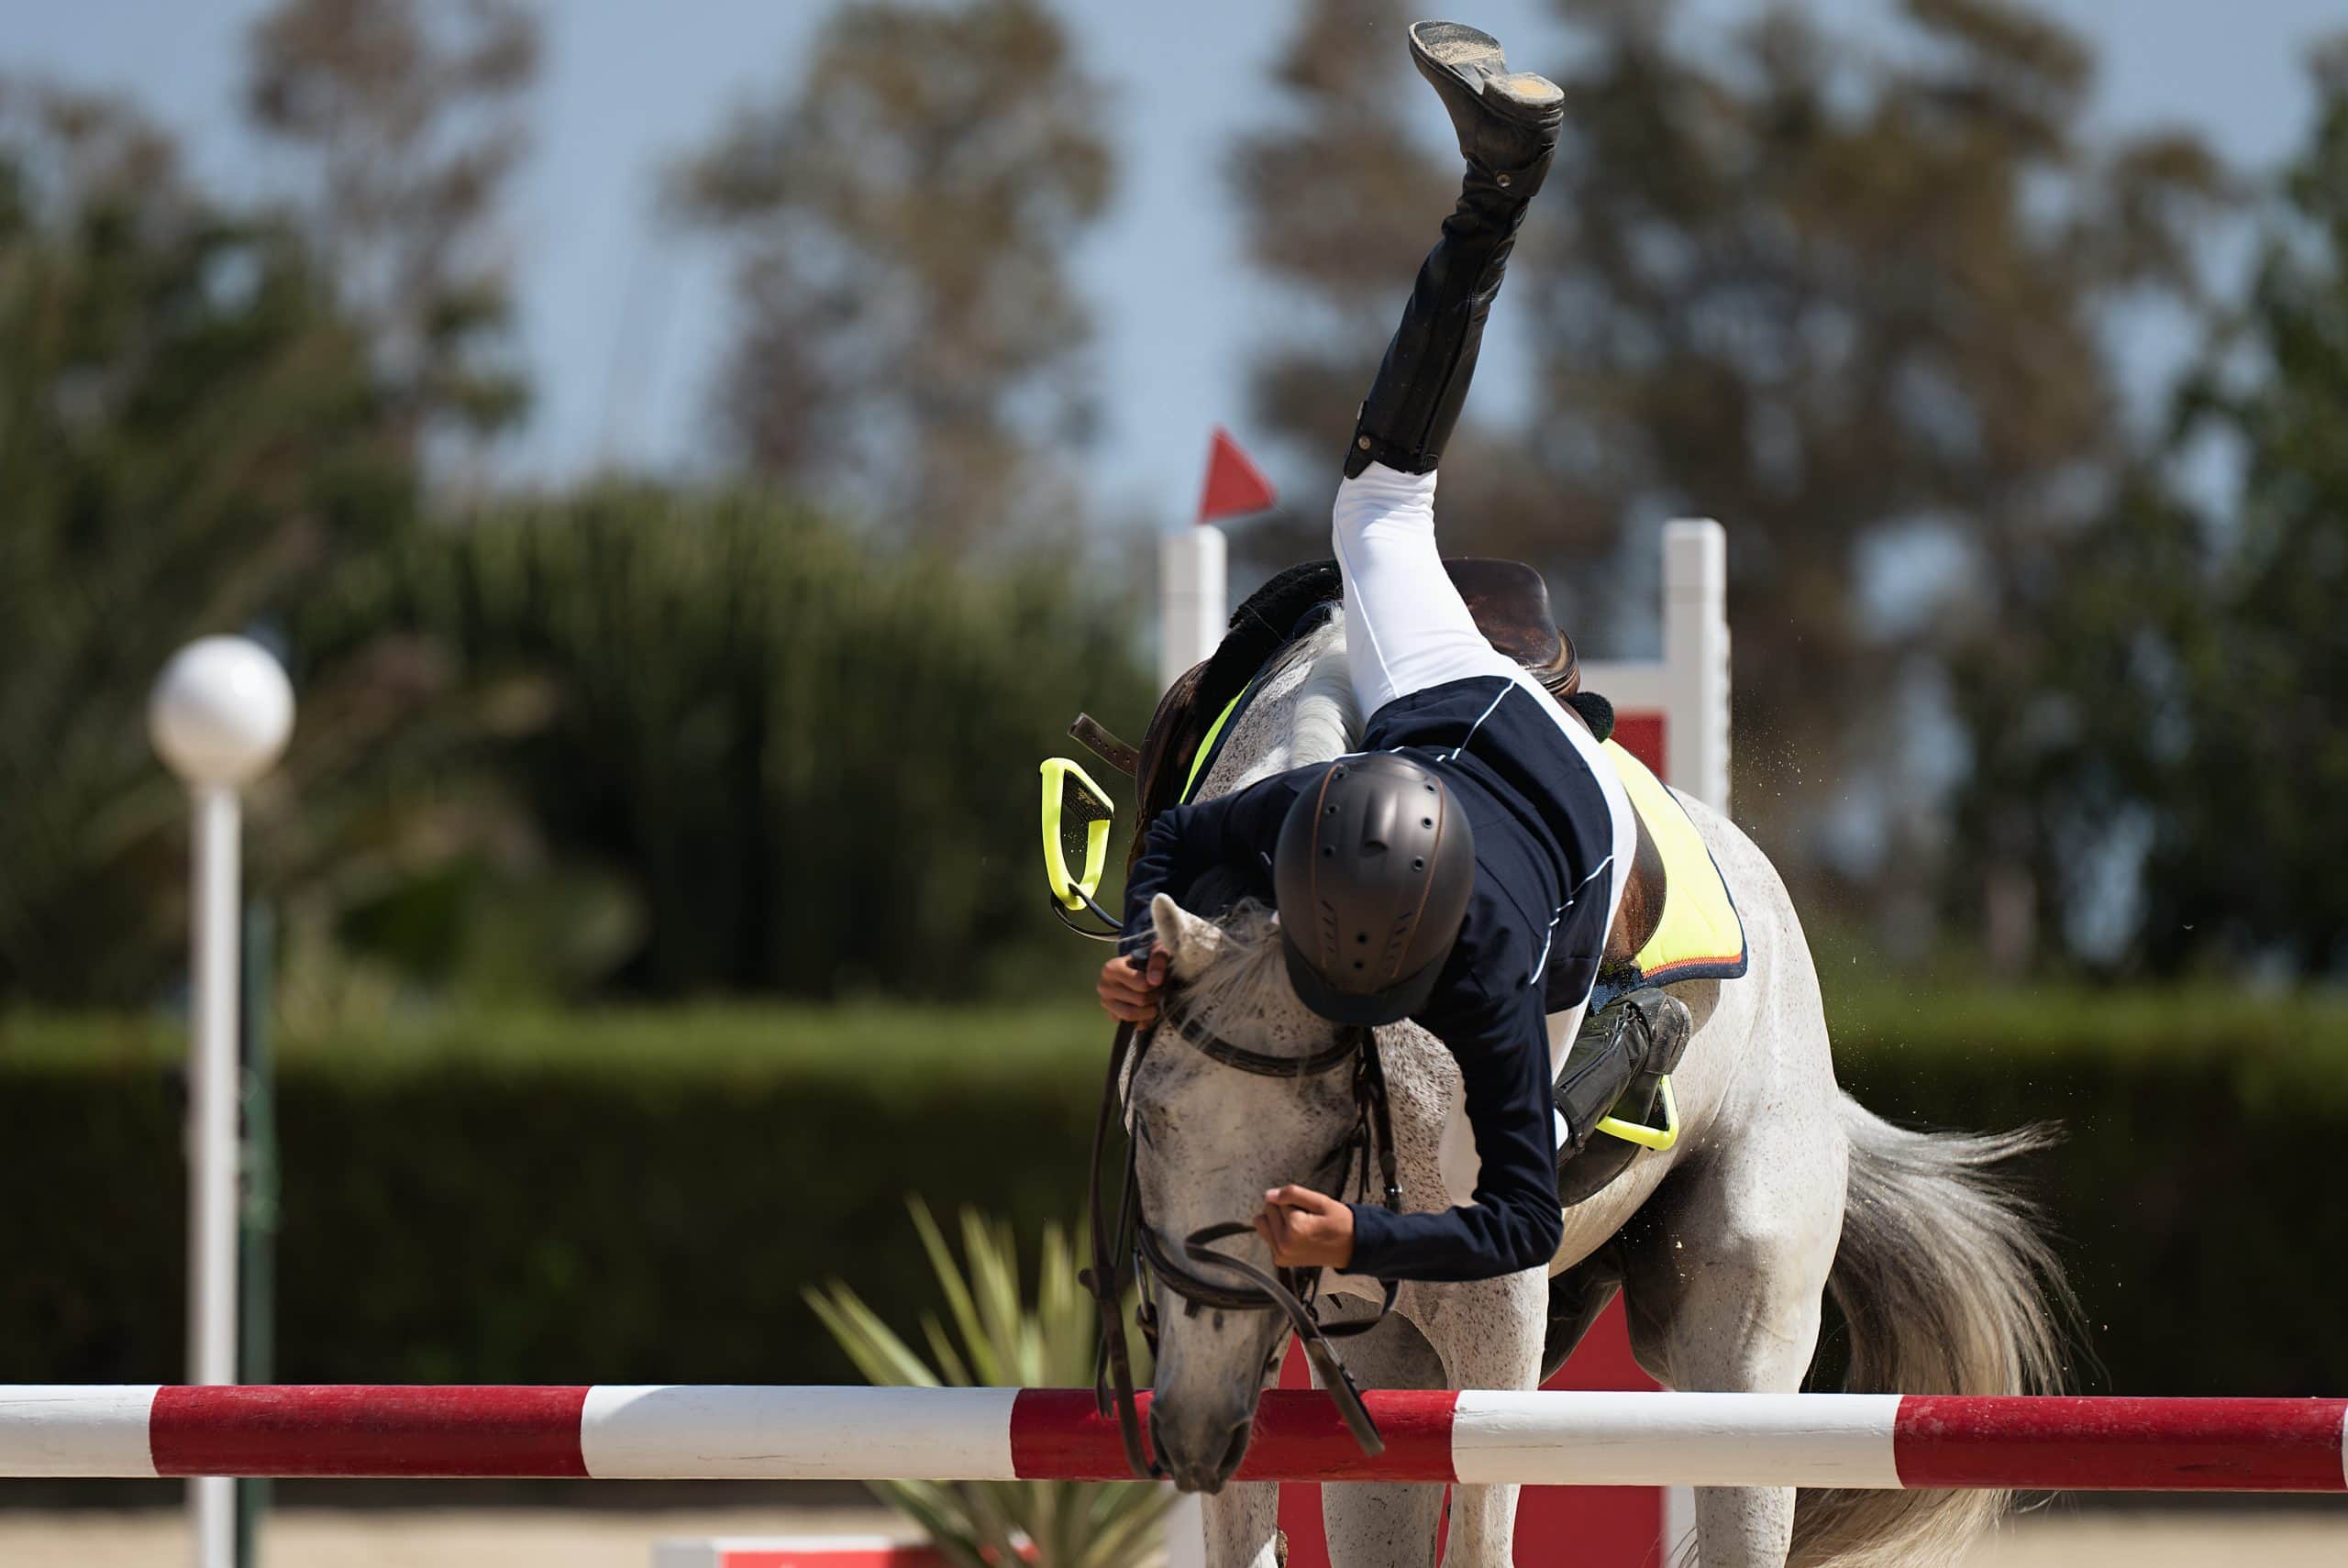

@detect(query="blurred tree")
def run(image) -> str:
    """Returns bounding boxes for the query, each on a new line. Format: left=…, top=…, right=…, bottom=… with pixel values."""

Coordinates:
left=1975, top=39, right=2348, bottom=976
left=244, top=0, right=537, bottom=454
left=0, top=35, right=1136, bottom=1010
left=1527, top=0, right=2230, bottom=902
left=2150, top=39, right=2348, bottom=976
left=1231, top=0, right=2231, bottom=936
left=0, top=82, right=418, bottom=1004
left=2047, top=42, right=2348, bottom=971
left=1942, top=474, right=2216, bottom=972
left=675, top=0, right=1113, bottom=553
left=305, top=485, right=1153, bottom=999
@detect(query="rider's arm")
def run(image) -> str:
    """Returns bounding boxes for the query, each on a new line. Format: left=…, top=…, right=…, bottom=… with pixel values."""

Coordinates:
left=1346, top=986, right=1560, bottom=1282
left=1118, top=774, right=1306, bottom=955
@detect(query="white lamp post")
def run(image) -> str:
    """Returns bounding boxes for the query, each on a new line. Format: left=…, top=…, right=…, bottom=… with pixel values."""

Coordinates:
left=150, top=636, right=294, bottom=1568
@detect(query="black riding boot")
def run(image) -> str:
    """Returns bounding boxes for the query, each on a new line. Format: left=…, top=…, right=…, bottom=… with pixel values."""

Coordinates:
left=1540, top=1245, right=1624, bottom=1383
left=1344, top=21, right=1564, bottom=479
left=1555, top=989, right=1693, bottom=1204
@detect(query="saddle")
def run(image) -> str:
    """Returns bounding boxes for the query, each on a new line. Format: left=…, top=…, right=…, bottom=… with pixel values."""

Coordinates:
left=1107, top=558, right=1577, bottom=832
left=1069, top=557, right=1670, bottom=964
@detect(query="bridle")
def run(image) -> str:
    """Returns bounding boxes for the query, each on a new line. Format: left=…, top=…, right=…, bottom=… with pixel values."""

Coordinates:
left=1080, top=996, right=1403, bottom=1479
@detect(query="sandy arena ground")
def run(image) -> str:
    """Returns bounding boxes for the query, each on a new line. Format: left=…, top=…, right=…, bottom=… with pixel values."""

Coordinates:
left=0, top=1506, right=2341, bottom=1567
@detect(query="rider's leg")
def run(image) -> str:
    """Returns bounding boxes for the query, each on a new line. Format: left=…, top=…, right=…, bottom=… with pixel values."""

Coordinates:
left=1332, top=463, right=1512, bottom=714
left=1332, top=23, right=1563, bottom=718
left=1344, top=21, right=1564, bottom=483
left=1535, top=988, right=1693, bottom=1375
left=1555, top=989, right=1692, bottom=1161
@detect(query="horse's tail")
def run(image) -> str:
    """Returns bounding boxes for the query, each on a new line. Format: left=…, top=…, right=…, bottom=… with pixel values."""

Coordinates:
left=1787, top=1095, right=2075, bottom=1568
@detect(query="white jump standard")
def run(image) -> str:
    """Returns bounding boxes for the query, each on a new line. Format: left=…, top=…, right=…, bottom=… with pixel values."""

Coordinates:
left=1, top=1386, right=2341, bottom=1493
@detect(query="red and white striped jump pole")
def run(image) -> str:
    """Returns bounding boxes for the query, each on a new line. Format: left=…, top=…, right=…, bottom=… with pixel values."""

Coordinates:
left=3, top=1387, right=2342, bottom=1494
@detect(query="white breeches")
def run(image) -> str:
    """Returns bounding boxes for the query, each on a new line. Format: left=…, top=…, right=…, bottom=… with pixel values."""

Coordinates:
left=1330, top=462, right=1639, bottom=1117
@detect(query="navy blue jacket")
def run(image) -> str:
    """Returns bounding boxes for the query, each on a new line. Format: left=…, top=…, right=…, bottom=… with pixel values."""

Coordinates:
left=1121, top=675, right=1617, bottom=1282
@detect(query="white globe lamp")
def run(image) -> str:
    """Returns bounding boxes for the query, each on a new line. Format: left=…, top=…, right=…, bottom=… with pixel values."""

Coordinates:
left=149, top=635, right=295, bottom=789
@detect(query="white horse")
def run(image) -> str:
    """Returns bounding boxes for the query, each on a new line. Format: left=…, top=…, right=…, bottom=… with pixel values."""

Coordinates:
left=1130, top=622, right=2068, bottom=1568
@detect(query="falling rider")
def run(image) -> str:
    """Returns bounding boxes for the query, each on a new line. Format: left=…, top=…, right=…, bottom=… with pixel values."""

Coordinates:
left=1097, top=20, right=1691, bottom=1320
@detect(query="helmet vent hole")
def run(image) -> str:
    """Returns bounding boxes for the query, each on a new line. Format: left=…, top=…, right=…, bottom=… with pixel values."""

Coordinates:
left=1422, top=817, right=1433, bottom=828
left=1412, top=857, right=1425, bottom=870
left=1322, top=846, right=1335, bottom=858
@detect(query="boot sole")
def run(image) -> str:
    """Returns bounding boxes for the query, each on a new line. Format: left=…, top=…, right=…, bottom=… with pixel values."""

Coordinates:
left=1408, top=19, right=1562, bottom=122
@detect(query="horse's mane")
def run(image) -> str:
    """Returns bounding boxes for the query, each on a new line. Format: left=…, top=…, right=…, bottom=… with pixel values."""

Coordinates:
left=1290, top=624, right=1358, bottom=769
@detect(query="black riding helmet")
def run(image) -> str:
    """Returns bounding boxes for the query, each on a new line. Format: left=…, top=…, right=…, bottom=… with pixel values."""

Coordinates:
left=1273, top=754, right=1476, bottom=1026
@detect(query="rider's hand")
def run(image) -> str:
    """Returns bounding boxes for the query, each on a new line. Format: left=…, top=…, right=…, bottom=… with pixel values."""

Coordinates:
left=1255, top=1185, right=1355, bottom=1269
left=1098, top=946, right=1168, bottom=1023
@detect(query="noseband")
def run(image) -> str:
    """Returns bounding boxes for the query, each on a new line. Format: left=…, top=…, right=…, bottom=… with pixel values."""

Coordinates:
left=1080, top=999, right=1403, bottom=1480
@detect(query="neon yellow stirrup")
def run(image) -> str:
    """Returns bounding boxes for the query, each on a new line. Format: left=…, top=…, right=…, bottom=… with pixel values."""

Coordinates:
left=1594, top=1076, right=1679, bottom=1152
left=1039, top=756, right=1115, bottom=911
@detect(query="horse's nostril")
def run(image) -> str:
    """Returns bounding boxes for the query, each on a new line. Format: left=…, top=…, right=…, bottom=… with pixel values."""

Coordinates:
left=1216, top=1417, right=1254, bottom=1483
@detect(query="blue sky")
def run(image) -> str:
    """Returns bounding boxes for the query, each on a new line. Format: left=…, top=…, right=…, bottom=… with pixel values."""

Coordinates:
left=8, top=0, right=2342, bottom=525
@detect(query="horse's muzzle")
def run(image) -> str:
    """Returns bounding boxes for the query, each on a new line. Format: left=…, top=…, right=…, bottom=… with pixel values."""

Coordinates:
left=1151, top=1402, right=1254, bottom=1495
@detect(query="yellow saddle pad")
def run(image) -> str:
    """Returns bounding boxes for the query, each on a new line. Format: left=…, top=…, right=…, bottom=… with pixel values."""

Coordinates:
left=1602, top=739, right=1748, bottom=989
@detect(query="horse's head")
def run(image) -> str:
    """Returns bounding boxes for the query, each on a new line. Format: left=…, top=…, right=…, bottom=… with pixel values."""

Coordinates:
left=1132, top=890, right=1364, bottom=1493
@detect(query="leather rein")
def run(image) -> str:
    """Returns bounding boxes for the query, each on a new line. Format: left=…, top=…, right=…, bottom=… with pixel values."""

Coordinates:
left=1080, top=1000, right=1404, bottom=1478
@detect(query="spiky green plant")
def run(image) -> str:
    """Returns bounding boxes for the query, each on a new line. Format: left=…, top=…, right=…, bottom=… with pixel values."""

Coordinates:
left=808, top=1201, right=1169, bottom=1568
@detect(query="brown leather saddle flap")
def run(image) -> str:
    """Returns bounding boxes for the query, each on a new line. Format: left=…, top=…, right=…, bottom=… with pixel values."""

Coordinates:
left=1442, top=558, right=1579, bottom=700
left=1602, top=806, right=1667, bottom=970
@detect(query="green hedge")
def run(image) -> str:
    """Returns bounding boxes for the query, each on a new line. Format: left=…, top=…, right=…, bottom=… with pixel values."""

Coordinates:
left=3, top=989, right=2343, bottom=1395
left=0, top=1006, right=1107, bottom=1386
left=1822, top=985, right=2348, bottom=1398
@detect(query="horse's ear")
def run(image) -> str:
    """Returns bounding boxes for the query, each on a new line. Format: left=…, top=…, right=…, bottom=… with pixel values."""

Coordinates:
left=1150, top=893, right=1224, bottom=977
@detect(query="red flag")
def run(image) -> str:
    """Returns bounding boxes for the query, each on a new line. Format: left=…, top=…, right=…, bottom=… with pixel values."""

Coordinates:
left=1195, top=425, right=1278, bottom=525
